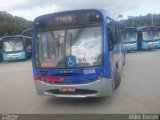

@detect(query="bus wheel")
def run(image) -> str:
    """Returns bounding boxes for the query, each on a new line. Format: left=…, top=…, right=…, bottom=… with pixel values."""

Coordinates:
left=123, top=53, right=126, bottom=66
left=123, top=58, right=125, bottom=66
left=114, top=68, right=121, bottom=89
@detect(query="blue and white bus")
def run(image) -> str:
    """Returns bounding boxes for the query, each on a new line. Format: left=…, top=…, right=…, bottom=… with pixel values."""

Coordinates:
left=0, top=35, right=32, bottom=61
left=24, top=9, right=125, bottom=97
left=137, top=26, right=160, bottom=50
left=0, top=40, right=2, bottom=61
left=122, top=27, right=138, bottom=51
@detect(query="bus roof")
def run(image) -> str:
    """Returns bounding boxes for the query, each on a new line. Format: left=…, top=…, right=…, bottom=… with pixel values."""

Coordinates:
left=33, top=9, right=115, bottom=22
left=126, top=27, right=137, bottom=29
left=125, top=27, right=137, bottom=32
left=0, top=35, right=31, bottom=40
left=0, top=35, right=22, bottom=39
left=137, top=26, right=160, bottom=31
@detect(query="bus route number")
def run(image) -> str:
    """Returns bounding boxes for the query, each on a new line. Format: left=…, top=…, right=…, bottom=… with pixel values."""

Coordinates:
left=83, top=69, right=95, bottom=74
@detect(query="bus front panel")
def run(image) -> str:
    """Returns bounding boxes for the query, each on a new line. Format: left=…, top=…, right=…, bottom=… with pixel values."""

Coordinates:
left=2, top=37, right=27, bottom=61
left=122, top=28, right=138, bottom=51
left=32, top=10, right=114, bottom=97
left=141, top=27, right=160, bottom=49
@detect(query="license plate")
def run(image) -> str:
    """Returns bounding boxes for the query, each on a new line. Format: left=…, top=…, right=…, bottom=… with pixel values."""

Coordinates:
left=60, top=87, right=75, bottom=93
left=10, top=56, right=17, bottom=59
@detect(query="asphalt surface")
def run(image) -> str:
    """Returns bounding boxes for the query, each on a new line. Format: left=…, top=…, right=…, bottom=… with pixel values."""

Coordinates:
left=0, top=50, right=160, bottom=114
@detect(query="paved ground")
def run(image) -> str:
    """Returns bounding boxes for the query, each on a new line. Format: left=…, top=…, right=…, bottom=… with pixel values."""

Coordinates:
left=0, top=50, right=160, bottom=113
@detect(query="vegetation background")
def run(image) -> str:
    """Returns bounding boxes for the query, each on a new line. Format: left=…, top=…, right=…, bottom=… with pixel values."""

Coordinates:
left=122, top=14, right=160, bottom=27
left=0, top=11, right=32, bottom=37
left=0, top=11, right=160, bottom=37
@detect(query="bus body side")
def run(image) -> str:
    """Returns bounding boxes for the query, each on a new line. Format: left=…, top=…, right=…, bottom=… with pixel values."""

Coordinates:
left=1, top=36, right=31, bottom=61
left=138, top=26, right=160, bottom=50
left=31, top=9, right=125, bottom=98
left=23, top=36, right=32, bottom=58
left=122, top=27, right=138, bottom=51
left=0, top=39, right=2, bottom=61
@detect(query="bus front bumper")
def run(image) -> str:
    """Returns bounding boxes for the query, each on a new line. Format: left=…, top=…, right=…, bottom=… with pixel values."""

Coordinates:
left=34, top=78, right=114, bottom=98
left=3, top=52, right=26, bottom=61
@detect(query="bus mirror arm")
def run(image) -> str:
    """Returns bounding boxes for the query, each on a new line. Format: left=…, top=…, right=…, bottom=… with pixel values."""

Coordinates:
left=21, top=28, right=33, bottom=36
left=109, top=44, right=114, bottom=51
left=107, top=26, right=114, bottom=51
left=109, top=36, right=114, bottom=51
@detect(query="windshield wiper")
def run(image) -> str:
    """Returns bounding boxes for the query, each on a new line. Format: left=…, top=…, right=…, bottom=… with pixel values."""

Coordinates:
left=5, top=41, right=17, bottom=52
left=49, top=31, right=57, bottom=41
left=13, top=40, right=23, bottom=51
left=71, top=24, right=86, bottom=46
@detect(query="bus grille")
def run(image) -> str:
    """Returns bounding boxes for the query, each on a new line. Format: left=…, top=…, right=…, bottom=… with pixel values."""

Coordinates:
left=45, top=89, right=97, bottom=95
left=42, top=78, right=97, bottom=84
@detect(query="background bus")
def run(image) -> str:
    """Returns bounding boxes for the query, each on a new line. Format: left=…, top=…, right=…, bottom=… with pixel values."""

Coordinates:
left=0, top=40, right=2, bottom=61
left=122, top=27, right=138, bottom=51
left=24, top=9, right=125, bottom=98
left=0, top=35, right=32, bottom=61
left=137, top=26, right=160, bottom=50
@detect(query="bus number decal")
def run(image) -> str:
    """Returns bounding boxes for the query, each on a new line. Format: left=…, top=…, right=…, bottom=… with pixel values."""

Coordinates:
left=83, top=69, right=95, bottom=74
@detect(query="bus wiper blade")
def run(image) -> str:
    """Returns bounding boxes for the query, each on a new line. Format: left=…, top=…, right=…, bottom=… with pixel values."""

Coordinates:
left=71, top=24, right=86, bottom=46
left=13, top=40, right=22, bottom=51
left=49, top=31, right=57, bottom=41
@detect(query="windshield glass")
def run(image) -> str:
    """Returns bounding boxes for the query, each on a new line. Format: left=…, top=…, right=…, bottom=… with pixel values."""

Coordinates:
left=153, top=29, right=160, bottom=40
left=122, top=30, right=137, bottom=42
left=3, top=37, right=24, bottom=52
left=142, top=29, right=160, bottom=41
left=142, top=30, right=153, bottom=41
left=35, top=26, right=102, bottom=68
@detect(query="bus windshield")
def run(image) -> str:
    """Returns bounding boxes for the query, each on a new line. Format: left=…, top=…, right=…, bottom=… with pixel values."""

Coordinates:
left=3, top=38, right=24, bottom=52
left=35, top=26, right=102, bottom=68
left=122, top=30, right=137, bottom=42
left=142, top=29, right=160, bottom=41
left=153, top=29, right=160, bottom=40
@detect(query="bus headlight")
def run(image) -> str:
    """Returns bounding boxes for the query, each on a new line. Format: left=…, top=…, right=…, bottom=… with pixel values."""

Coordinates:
left=98, top=72, right=104, bottom=80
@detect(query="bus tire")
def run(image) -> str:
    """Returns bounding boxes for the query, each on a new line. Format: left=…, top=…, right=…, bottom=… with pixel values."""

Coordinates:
left=123, top=58, right=125, bottom=66
left=114, top=68, right=121, bottom=89
left=123, top=53, right=126, bottom=66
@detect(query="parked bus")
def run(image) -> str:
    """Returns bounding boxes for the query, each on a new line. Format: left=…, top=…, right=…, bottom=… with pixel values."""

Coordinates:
left=137, top=26, right=160, bottom=50
left=0, top=40, right=2, bottom=61
left=0, top=35, right=32, bottom=61
left=23, top=9, right=125, bottom=97
left=122, top=27, right=138, bottom=51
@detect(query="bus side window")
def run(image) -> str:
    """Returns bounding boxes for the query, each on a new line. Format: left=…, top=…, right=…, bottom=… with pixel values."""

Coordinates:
left=107, top=27, right=114, bottom=51
left=0, top=40, right=1, bottom=60
left=0, top=40, right=2, bottom=50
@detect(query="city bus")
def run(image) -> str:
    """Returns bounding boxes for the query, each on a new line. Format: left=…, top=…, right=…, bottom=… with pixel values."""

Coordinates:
left=0, top=35, right=32, bottom=61
left=137, top=26, right=160, bottom=50
left=0, top=40, right=2, bottom=61
left=122, top=27, right=138, bottom=51
left=23, top=9, right=125, bottom=97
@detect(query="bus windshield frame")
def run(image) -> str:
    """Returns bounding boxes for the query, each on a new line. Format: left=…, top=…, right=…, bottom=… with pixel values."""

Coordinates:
left=2, top=37, right=24, bottom=53
left=142, top=28, right=160, bottom=41
left=122, top=29, right=137, bottom=43
left=34, top=10, right=104, bottom=69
